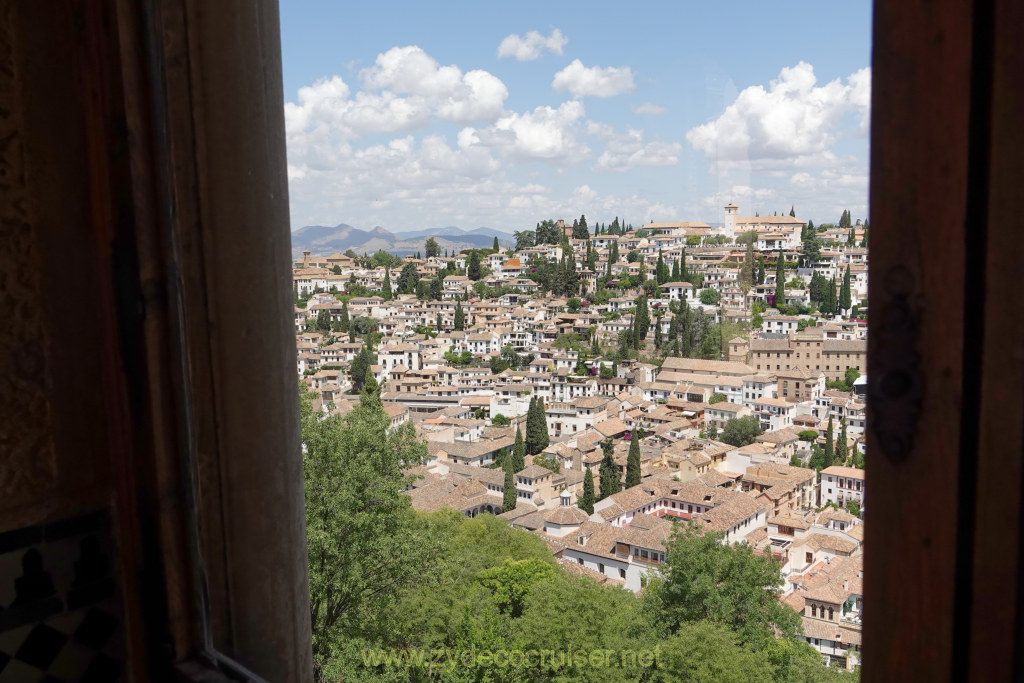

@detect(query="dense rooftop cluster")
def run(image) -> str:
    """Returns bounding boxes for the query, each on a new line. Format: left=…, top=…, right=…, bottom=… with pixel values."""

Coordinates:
left=296, top=208, right=868, bottom=670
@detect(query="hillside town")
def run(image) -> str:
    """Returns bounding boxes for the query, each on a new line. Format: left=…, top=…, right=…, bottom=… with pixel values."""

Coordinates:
left=294, top=205, right=868, bottom=670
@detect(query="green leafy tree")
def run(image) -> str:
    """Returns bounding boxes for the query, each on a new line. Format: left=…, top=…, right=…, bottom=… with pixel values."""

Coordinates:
left=514, top=229, right=535, bottom=251
left=651, top=522, right=801, bottom=645
left=720, top=415, right=763, bottom=447
left=709, top=393, right=727, bottom=404
left=477, top=557, right=556, bottom=618
left=808, top=445, right=827, bottom=470
left=454, top=300, right=465, bottom=331
left=397, top=262, right=419, bottom=294
left=500, top=344, right=521, bottom=370
left=315, top=309, right=331, bottom=332
left=699, top=288, right=721, bottom=305
left=580, top=466, right=596, bottom=514
left=846, top=500, right=861, bottom=516
left=625, top=430, right=642, bottom=488
left=490, top=355, right=509, bottom=374
left=349, top=345, right=376, bottom=392
left=598, top=438, right=621, bottom=500
left=652, top=621, right=777, bottom=683
left=300, top=386, right=427, bottom=682
left=424, top=237, right=440, bottom=258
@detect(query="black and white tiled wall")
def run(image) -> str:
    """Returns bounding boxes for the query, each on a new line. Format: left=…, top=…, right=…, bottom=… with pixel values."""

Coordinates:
left=0, top=510, right=122, bottom=683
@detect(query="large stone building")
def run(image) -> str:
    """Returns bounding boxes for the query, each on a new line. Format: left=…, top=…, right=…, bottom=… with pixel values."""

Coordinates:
left=749, top=331, right=866, bottom=381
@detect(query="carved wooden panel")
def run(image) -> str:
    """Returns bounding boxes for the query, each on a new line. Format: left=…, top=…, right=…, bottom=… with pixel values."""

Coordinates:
left=0, top=0, right=57, bottom=511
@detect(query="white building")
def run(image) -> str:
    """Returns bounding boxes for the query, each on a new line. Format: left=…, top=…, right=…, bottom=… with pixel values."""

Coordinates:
left=820, top=466, right=865, bottom=512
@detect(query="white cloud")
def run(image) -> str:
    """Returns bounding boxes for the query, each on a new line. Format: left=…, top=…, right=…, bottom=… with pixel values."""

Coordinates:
left=686, top=62, right=871, bottom=166
left=497, top=28, right=568, bottom=61
left=463, top=101, right=590, bottom=162
left=594, top=128, right=682, bottom=171
left=631, top=102, right=667, bottom=115
left=552, top=60, right=635, bottom=98
left=700, top=185, right=777, bottom=209
left=359, top=46, right=508, bottom=123
left=284, top=46, right=508, bottom=155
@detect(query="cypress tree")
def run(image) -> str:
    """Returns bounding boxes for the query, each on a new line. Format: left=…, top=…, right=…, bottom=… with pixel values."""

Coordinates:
left=836, top=417, right=849, bottom=464
left=633, top=296, right=650, bottom=350
left=339, top=300, right=350, bottom=331
left=382, top=267, right=393, bottom=300
left=598, top=438, right=621, bottom=500
left=790, top=205, right=796, bottom=217
left=493, top=236, right=500, bottom=251
left=435, top=311, right=442, bottom=330
left=756, top=256, right=766, bottom=285
left=512, top=425, right=526, bottom=473
left=468, top=249, right=482, bottom=280
left=824, top=413, right=835, bottom=467
left=825, top=275, right=838, bottom=316
left=362, top=365, right=379, bottom=398
left=774, top=249, right=785, bottom=307
left=625, top=429, right=641, bottom=488
left=680, top=250, right=688, bottom=282
left=680, top=299, right=693, bottom=357
left=740, top=238, right=755, bottom=291
left=671, top=257, right=680, bottom=281
left=503, top=464, right=517, bottom=512
left=656, top=249, right=668, bottom=284
left=454, top=301, right=465, bottom=331
left=580, top=466, right=595, bottom=514
left=839, top=265, right=853, bottom=313
left=667, top=316, right=680, bottom=356
left=525, top=397, right=549, bottom=455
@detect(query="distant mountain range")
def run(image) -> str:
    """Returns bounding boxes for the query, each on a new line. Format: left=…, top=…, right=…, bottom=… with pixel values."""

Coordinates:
left=291, top=223, right=516, bottom=258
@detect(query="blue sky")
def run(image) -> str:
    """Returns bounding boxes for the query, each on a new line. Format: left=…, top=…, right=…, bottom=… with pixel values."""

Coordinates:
left=280, top=1, right=872, bottom=233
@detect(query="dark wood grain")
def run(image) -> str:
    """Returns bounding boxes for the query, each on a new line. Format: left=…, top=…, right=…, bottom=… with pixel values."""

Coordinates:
left=865, top=0, right=972, bottom=679
left=967, top=0, right=1024, bottom=677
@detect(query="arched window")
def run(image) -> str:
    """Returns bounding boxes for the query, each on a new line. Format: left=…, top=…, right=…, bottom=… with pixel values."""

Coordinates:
left=811, top=604, right=817, bottom=617
left=828, top=607, right=834, bottom=620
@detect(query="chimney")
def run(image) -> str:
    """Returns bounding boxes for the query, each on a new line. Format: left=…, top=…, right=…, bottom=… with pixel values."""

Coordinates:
left=303, top=250, right=311, bottom=267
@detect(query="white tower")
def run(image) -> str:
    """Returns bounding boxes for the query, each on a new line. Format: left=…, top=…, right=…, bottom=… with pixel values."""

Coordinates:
left=724, top=203, right=738, bottom=235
